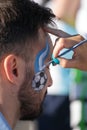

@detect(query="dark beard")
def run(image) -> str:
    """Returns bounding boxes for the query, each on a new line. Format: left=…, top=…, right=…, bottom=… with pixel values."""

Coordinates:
left=18, top=69, right=46, bottom=120
left=20, top=102, right=43, bottom=120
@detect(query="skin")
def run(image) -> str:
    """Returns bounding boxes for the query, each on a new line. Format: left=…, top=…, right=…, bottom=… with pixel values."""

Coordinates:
left=32, top=41, right=50, bottom=91
left=34, top=41, right=50, bottom=73
left=45, top=26, right=87, bottom=71
left=0, top=28, right=53, bottom=129
left=19, top=28, right=53, bottom=120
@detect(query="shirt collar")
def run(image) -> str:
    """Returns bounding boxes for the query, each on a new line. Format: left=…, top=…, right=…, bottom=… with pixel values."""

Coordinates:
left=0, top=112, right=12, bottom=130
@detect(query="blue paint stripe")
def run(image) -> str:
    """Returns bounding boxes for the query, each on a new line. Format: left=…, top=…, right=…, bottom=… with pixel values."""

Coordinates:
left=34, top=41, right=50, bottom=73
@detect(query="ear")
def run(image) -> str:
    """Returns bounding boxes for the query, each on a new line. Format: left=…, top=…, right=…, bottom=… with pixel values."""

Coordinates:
left=4, top=55, right=20, bottom=85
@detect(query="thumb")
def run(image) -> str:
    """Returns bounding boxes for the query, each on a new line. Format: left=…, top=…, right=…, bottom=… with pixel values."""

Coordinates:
left=44, top=26, right=71, bottom=38
left=59, top=57, right=78, bottom=69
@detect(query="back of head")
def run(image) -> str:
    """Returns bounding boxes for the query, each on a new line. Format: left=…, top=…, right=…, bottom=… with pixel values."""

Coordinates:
left=0, top=0, right=54, bottom=61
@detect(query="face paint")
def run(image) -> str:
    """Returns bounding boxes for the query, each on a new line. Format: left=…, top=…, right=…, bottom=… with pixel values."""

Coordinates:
left=32, top=71, right=47, bottom=91
left=32, top=41, right=50, bottom=91
left=34, top=41, right=50, bottom=73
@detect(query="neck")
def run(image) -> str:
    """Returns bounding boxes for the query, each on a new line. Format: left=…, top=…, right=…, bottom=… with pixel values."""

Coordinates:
left=0, top=106, right=20, bottom=129
left=0, top=86, right=20, bottom=129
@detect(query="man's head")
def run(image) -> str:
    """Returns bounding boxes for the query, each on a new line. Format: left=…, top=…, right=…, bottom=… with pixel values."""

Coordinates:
left=0, top=0, right=55, bottom=123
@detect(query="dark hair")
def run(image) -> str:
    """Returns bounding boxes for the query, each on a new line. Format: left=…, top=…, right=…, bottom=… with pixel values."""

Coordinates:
left=0, top=0, right=55, bottom=60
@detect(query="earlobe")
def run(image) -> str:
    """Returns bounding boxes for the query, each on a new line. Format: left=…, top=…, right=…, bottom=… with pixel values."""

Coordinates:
left=4, top=55, right=18, bottom=84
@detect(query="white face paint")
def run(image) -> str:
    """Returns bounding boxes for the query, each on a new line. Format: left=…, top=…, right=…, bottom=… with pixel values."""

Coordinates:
left=34, top=41, right=50, bottom=73
left=32, top=71, right=47, bottom=91
left=32, top=41, right=50, bottom=91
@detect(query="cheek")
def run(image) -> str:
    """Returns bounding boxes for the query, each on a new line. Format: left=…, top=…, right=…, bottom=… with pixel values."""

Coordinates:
left=27, top=61, right=35, bottom=78
left=32, top=71, right=47, bottom=91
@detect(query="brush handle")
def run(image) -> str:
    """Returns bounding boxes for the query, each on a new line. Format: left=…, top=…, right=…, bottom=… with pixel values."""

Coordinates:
left=58, top=39, right=87, bottom=57
left=40, top=39, right=87, bottom=71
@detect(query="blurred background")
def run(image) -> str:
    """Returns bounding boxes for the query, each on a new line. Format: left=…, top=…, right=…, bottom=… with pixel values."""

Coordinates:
left=14, top=0, right=87, bottom=130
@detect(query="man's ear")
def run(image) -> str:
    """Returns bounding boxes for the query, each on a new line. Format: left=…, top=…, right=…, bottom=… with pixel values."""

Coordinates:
left=4, top=55, right=19, bottom=84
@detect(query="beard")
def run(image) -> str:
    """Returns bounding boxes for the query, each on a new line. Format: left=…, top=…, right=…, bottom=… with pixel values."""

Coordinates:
left=18, top=68, right=47, bottom=120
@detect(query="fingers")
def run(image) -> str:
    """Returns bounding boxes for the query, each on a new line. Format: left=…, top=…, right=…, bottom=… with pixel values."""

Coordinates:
left=44, top=26, right=71, bottom=38
left=57, top=54, right=87, bottom=71
left=58, top=57, right=78, bottom=69
left=53, top=38, right=77, bottom=58
left=44, top=26, right=87, bottom=70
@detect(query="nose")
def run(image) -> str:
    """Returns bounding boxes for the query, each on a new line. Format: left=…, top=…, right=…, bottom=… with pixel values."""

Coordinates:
left=47, top=71, right=52, bottom=87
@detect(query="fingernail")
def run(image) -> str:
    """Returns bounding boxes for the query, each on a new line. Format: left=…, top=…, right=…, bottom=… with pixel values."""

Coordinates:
left=52, top=54, right=60, bottom=65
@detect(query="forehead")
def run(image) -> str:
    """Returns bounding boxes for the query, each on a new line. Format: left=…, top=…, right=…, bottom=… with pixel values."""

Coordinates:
left=38, top=28, right=53, bottom=60
left=38, top=28, right=53, bottom=53
left=34, top=28, right=53, bottom=73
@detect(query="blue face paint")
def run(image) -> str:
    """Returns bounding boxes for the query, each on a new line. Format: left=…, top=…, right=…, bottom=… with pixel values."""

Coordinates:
left=32, top=40, right=50, bottom=91
left=34, top=41, right=50, bottom=73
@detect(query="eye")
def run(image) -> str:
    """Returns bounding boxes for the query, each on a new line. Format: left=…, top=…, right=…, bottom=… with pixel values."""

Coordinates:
left=45, top=56, right=52, bottom=63
left=46, top=62, right=51, bottom=72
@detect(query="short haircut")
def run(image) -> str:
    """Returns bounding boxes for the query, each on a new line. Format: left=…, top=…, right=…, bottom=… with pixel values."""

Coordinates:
left=0, top=0, right=55, bottom=60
